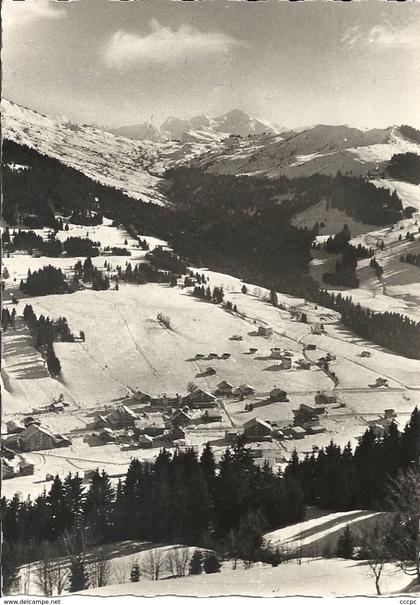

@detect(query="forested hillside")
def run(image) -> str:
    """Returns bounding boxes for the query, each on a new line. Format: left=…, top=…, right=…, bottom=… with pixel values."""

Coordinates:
left=4, top=140, right=420, bottom=359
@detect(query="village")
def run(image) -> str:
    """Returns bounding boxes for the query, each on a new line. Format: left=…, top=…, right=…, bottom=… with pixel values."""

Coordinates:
left=2, top=218, right=420, bottom=500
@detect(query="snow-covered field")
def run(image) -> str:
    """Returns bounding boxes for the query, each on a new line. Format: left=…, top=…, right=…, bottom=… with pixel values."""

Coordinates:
left=82, top=557, right=411, bottom=597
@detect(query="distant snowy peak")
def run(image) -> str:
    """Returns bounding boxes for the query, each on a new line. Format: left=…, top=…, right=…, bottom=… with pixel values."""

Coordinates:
left=110, top=108, right=281, bottom=142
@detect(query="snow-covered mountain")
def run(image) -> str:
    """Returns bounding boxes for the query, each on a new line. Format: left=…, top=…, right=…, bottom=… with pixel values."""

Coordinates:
left=2, top=99, right=169, bottom=204
left=190, top=123, right=420, bottom=179
left=3, top=99, right=419, bottom=207
left=110, top=108, right=280, bottom=143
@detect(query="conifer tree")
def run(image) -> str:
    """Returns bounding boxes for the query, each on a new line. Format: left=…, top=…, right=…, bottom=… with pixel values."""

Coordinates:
left=130, top=562, right=141, bottom=582
left=189, top=550, right=203, bottom=575
left=203, top=552, right=221, bottom=574
left=68, top=557, right=90, bottom=593
left=336, top=525, right=354, bottom=559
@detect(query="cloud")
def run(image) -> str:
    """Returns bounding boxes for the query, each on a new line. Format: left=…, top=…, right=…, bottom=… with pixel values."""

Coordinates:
left=103, top=19, right=243, bottom=69
left=2, top=0, right=67, bottom=30
left=342, top=22, right=420, bottom=51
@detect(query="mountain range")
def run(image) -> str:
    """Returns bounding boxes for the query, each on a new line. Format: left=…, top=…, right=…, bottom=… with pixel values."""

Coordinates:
left=110, top=109, right=281, bottom=143
left=2, top=98, right=420, bottom=206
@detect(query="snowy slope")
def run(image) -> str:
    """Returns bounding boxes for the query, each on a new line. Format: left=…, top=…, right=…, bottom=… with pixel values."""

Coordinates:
left=2, top=99, right=227, bottom=202
left=2, top=99, right=170, bottom=205
left=190, top=124, right=420, bottom=179
left=82, top=558, right=410, bottom=597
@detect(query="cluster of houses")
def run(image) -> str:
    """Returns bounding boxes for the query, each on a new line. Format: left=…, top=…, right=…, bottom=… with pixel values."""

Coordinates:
left=366, top=408, right=398, bottom=437
left=269, top=347, right=311, bottom=370
left=3, top=417, right=71, bottom=453
left=92, top=395, right=228, bottom=447
left=2, top=451, right=35, bottom=480
left=2, top=416, right=72, bottom=479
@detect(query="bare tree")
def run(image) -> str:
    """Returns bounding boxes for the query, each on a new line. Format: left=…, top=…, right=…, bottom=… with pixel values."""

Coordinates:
left=139, top=548, right=168, bottom=581
left=357, top=519, right=392, bottom=596
left=167, top=548, right=191, bottom=577
left=112, top=560, right=131, bottom=585
left=61, top=526, right=95, bottom=560
left=386, top=467, right=420, bottom=582
left=33, top=543, right=57, bottom=596
left=89, top=558, right=112, bottom=588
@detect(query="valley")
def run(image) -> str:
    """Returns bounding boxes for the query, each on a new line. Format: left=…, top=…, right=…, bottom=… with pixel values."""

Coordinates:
left=2, top=101, right=420, bottom=599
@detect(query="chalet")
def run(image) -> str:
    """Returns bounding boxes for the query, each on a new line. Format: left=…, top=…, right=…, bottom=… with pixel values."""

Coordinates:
left=307, top=425, right=326, bottom=435
left=48, top=402, right=64, bottom=413
left=195, top=354, right=205, bottom=359
left=258, top=326, right=273, bottom=337
left=249, top=347, right=258, bottom=354
left=279, top=358, right=293, bottom=370
left=225, top=428, right=243, bottom=443
left=55, top=435, right=72, bottom=448
left=243, top=417, right=272, bottom=440
left=315, top=391, right=337, bottom=405
left=171, top=410, right=192, bottom=429
left=375, top=377, right=389, bottom=387
left=205, top=367, right=217, bottom=376
left=202, top=409, right=223, bottom=423
left=94, top=414, right=109, bottom=429
left=300, top=403, right=326, bottom=416
left=269, top=388, right=288, bottom=402
left=150, top=395, right=181, bottom=407
left=311, top=325, right=323, bottom=335
left=3, top=433, right=21, bottom=451
left=99, top=428, right=116, bottom=443
left=23, top=416, right=41, bottom=428
left=18, top=457, right=35, bottom=476
left=289, top=426, right=306, bottom=439
left=2, top=459, right=15, bottom=480
left=360, top=351, right=372, bottom=358
left=19, top=424, right=58, bottom=452
left=107, top=404, right=138, bottom=429
left=83, top=469, right=97, bottom=483
left=136, top=390, right=152, bottom=403
left=305, top=344, right=317, bottom=351
left=238, top=384, right=255, bottom=396
left=231, top=335, right=243, bottom=341
left=137, top=434, right=154, bottom=448
left=119, top=431, right=134, bottom=445
left=183, top=389, right=217, bottom=407
left=271, top=347, right=283, bottom=359
left=384, top=409, right=397, bottom=419
left=296, top=359, right=311, bottom=370
left=216, top=380, right=234, bottom=396
left=208, top=353, right=218, bottom=359
left=220, top=353, right=231, bottom=359
left=134, top=416, right=165, bottom=437
left=248, top=442, right=281, bottom=460
left=6, top=420, right=25, bottom=434
left=368, top=423, right=388, bottom=438
left=1, top=443, right=16, bottom=460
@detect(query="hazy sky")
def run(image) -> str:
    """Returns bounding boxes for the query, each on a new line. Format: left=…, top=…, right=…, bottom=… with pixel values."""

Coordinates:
left=2, top=0, right=420, bottom=129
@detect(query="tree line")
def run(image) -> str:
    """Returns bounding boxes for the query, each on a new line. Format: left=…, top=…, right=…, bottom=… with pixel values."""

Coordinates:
left=1, top=439, right=304, bottom=590
left=285, top=408, right=419, bottom=511
left=313, top=289, right=420, bottom=359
